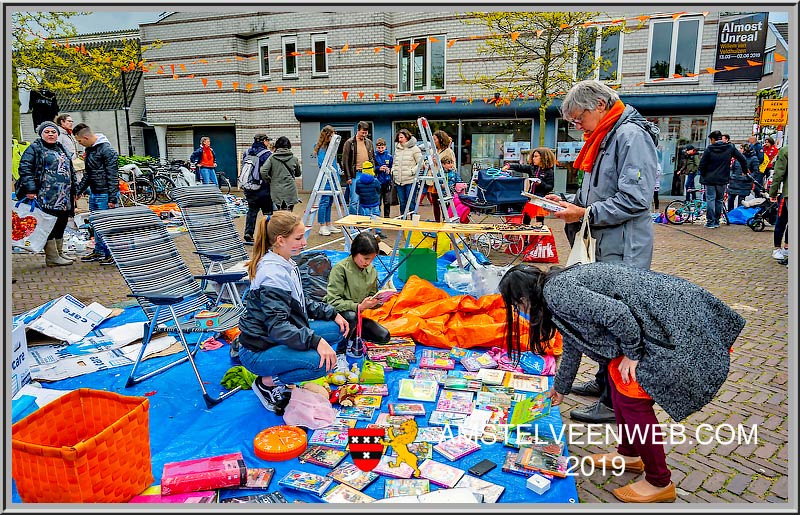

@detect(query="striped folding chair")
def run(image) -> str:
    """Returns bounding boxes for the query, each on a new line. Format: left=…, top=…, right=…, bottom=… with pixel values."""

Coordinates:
left=90, top=205, right=246, bottom=408
left=171, top=185, right=250, bottom=308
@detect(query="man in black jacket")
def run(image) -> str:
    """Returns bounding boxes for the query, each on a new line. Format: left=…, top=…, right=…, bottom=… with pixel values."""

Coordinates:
left=242, top=133, right=273, bottom=242
left=74, top=123, right=120, bottom=265
left=699, top=130, right=747, bottom=228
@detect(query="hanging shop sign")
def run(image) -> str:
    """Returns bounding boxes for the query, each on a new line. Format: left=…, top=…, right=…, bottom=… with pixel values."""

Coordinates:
left=713, top=12, right=769, bottom=82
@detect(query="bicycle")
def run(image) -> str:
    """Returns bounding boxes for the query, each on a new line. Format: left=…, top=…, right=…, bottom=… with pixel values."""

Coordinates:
left=189, top=165, right=231, bottom=195
left=664, top=188, right=729, bottom=226
left=118, top=165, right=156, bottom=206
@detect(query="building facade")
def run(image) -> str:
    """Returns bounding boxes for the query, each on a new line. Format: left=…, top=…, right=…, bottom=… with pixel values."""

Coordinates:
left=137, top=10, right=790, bottom=194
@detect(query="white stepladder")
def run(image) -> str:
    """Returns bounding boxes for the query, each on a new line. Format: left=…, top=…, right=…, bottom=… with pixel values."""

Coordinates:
left=392, top=117, right=483, bottom=270
left=301, top=134, right=354, bottom=247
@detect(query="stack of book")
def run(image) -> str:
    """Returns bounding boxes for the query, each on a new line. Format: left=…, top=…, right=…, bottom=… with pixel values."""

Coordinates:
left=433, top=434, right=482, bottom=461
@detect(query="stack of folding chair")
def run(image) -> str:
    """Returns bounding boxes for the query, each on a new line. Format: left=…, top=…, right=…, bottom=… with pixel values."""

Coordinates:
left=171, top=185, right=250, bottom=308
left=90, top=205, right=246, bottom=408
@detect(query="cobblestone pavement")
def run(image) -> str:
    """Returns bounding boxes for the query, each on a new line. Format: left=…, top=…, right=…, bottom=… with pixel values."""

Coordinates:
left=10, top=193, right=790, bottom=504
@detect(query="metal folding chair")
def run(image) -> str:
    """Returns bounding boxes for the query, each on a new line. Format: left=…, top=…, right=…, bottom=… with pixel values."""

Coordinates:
left=90, top=205, right=246, bottom=408
left=171, top=185, right=250, bottom=308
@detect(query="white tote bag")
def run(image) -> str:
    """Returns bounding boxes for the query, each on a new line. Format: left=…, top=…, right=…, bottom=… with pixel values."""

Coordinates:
left=11, top=200, right=58, bottom=253
left=565, top=214, right=596, bottom=267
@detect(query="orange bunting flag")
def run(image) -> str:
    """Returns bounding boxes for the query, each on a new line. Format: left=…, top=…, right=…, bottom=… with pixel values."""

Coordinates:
left=180, top=64, right=187, bottom=72
left=434, top=95, right=441, bottom=104
left=374, top=93, right=380, bottom=100
left=447, top=39, right=456, bottom=48
left=306, top=50, right=314, bottom=55
left=374, top=47, right=382, bottom=53
left=262, top=85, right=268, bottom=93
left=202, top=78, right=208, bottom=88
left=672, top=12, right=686, bottom=19
left=80, top=43, right=86, bottom=54
left=635, top=82, right=645, bottom=87
left=232, top=81, right=239, bottom=91
left=157, top=66, right=165, bottom=74
left=199, top=59, right=208, bottom=64
left=326, top=47, right=333, bottom=53
left=483, top=97, right=489, bottom=104
left=418, top=95, right=425, bottom=100
left=342, top=91, right=349, bottom=101
left=451, top=96, right=457, bottom=104
left=388, top=94, right=394, bottom=101
left=701, top=11, right=709, bottom=16
left=216, top=80, right=223, bottom=89
left=672, top=74, right=682, bottom=79
left=342, top=43, right=350, bottom=52
left=410, top=43, right=420, bottom=52
left=170, top=64, right=175, bottom=75
left=277, top=86, right=283, bottom=94
left=686, top=72, right=698, bottom=77
left=188, top=74, right=195, bottom=79
left=356, top=48, right=363, bottom=55
left=511, top=32, right=520, bottom=42
left=774, top=53, right=786, bottom=62
left=142, top=66, right=150, bottom=72
left=559, top=23, right=569, bottom=29
left=705, top=67, right=719, bottom=74
left=394, top=45, right=402, bottom=53
left=535, top=30, right=544, bottom=37
left=246, top=83, right=253, bottom=91
left=636, top=15, right=650, bottom=22
left=358, top=92, right=364, bottom=99
left=172, top=74, right=179, bottom=80
left=290, top=51, right=300, bottom=57
left=429, top=36, right=440, bottom=43
left=724, top=66, right=738, bottom=71
left=291, top=88, right=297, bottom=95
left=746, top=60, right=761, bottom=67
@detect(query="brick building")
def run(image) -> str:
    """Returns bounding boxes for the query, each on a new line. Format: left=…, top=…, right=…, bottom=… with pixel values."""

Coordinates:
left=133, top=9, right=789, bottom=194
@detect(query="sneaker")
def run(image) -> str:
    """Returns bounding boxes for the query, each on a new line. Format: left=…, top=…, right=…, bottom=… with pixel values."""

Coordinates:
left=80, top=251, right=104, bottom=262
left=252, top=379, right=288, bottom=413
left=319, top=226, right=331, bottom=236
left=328, top=225, right=342, bottom=234
left=335, top=353, right=350, bottom=374
left=772, top=248, right=789, bottom=260
left=99, top=255, right=115, bottom=265
left=704, top=223, right=716, bottom=229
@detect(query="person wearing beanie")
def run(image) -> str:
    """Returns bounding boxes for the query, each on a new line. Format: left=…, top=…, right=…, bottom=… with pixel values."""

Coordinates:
left=242, top=133, right=273, bottom=242
left=355, top=161, right=383, bottom=236
left=15, top=122, right=78, bottom=266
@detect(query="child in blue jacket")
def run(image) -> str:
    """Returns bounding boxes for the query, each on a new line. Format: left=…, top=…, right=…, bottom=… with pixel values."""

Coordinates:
left=374, top=138, right=394, bottom=218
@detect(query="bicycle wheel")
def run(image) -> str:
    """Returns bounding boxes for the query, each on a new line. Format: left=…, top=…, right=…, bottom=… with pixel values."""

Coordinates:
left=218, top=174, right=231, bottom=195
left=506, top=234, right=527, bottom=255
left=152, top=175, right=176, bottom=203
left=665, top=200, right=690, bottom=225
left=134, top=177, right=156, bottom=205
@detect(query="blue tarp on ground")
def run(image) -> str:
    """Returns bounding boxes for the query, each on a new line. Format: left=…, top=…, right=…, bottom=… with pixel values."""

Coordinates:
left=11, top=251, right=578, bottom=504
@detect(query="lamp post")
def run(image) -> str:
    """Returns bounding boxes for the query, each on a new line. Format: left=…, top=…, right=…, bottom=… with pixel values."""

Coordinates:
left=120, top=69, right=134, bottom=156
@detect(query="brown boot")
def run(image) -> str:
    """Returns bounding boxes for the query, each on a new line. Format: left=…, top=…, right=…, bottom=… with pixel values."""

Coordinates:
left=55, top=238, right=75, bottom=262
left=44, top=239, right=73, bottom=266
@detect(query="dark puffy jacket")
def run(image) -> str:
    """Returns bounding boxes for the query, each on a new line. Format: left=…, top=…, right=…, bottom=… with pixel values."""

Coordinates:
left=16, top=139, right=77, bottom=211
left=727, top=159, right=753, bottom=196
left=508, top=164, right=554, bottom=196
left=76, top=134, right=119, bottom=201
left=699, top=142, right=747, bottom=186
left=355, top=173, right=381, bottom=208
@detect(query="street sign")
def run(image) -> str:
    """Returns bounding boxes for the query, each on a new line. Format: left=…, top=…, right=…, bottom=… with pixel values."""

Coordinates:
left=760, top=98, right=789, bottom=126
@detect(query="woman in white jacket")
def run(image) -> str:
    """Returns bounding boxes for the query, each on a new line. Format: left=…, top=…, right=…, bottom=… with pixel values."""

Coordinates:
left=391, top=128, right=422, bottom=216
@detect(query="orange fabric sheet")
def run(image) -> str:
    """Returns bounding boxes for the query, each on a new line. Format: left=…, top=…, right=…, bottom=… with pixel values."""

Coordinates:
left=365, top=275, right=562, bottom=355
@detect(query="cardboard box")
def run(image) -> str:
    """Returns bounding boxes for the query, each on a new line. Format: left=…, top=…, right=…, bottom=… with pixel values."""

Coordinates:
left=11, top=323, right=31, bottom=398
left=526, top=473, right=551, bottom=495
left=22, top=295, right=112, bottom=344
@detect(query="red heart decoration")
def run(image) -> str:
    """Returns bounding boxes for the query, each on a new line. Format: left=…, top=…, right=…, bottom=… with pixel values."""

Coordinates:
left=12, top=211, right=38, bottom=241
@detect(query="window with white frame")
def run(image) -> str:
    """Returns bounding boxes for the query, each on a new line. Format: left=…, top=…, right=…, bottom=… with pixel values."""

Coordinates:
left=763, top=48, right=774, bottom=74
left=311, top=33, right=328, bottom=76
left=576, top=25, right=622, bottom=82
left=646, top=16, right=703, bottom=80
left=282, top=35, right=298, bottom=78
left=258, top=39, right=270, bottom=79
left=398, top=35, right=445, bottom=93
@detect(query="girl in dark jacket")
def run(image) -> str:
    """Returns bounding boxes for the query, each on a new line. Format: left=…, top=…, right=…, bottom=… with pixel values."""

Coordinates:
left=16, top=122, right=77, bottom=267
left=727, top=144, right=755, bottom=211
left=499, top=263, right=744, bottom=503
left=237, top=211, right=349, bottom=414
left=504, top=147, right=556, bottom=226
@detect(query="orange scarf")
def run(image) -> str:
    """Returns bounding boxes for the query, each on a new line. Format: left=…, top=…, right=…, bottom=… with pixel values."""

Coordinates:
left=572, top=100, right=625, bottom=173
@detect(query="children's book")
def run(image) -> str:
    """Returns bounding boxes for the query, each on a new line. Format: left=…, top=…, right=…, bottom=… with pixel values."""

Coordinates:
left=515, top=441, right=569, bottom=478
left=384, top=478, right=431, bottom=498
left=477, top=368, right=507, bottom=386
left=503, top=372, right=549, bottom=393
left=427, top=410, right=467, bottom=427
left=160, top=452, right=247, bottom=495
left=359, top=384, right=389, bottom=396
left=457, top=409, right=492, bottom=439
left=419, top=356, right=456, bottom=370
left=326, top=462, right=379, bottom=491
left=501, top=451, right=537, bottom=477
left=455, top=474, right=505, bottom=503
left=297, top=445, right=348, bottom=469
left=308, top=427, right=349, bottom=448
left=219, top=492, right=289, bottom=503
left=421, top=349, right=452, bottom=360
left=387, top=441, right=433, bottom=460
left=433, top=434, right=482, bottom=461
left=418, top=459, right=465, bottom=488
left=413, top=426, right=445, bottom=444
left=373, top=412, right=414, bottom=427
left=336, top=406, right=376, bottom=421
left=372, top=289, right=399, bottom=303
left=129, top=486, right=217, bottom=503
left=483, top=384, right=515, bottom=395
left=475, top=352, right=498, bottom=369
left=331, top=418, right=357, bottom=428
left=386, top=355, right=410, bottom=369
left=443, top=376, right=482, bottom=392
left=321, top=483, right=375, bottom=503
left=448, top=369, right=480, bottom=380
left=409, top=368, right=447, bottom=384
left=435, top=390, right=475, bottom=414
left=504, top=430, right=537, bottom=449
left=397, top=378, right=439, bottom=402
left=460, top=354, right=482, bottom=372
left=277, top=470, right=334, bottom=496
left=449, top=347, right=468, bottom=359
left=509, top=392, right=552, bottom=426
left=388, top=402, right=426, bottom=416
left=474, top=391, right=513, bottom=410
left=373, top=454, right=415, bottom=479
left=373, top=487, right=481, bottom=503
left=232, top=468, right=275, bottom=490
left=354, top=395, right=382, bottom=408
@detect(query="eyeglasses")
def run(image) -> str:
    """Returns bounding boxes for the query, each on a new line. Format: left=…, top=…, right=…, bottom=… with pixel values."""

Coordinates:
left=567, top=109, right=591, bottom=128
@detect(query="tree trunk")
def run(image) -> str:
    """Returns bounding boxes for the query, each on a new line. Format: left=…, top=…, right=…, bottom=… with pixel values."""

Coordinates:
left=538, top=98, right=549, bottom=147
left=12, top=66, right=21, bottom=141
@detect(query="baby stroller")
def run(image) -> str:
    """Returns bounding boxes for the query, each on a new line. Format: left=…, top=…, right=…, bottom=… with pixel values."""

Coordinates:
left=741, top=181, right=778, bottom=232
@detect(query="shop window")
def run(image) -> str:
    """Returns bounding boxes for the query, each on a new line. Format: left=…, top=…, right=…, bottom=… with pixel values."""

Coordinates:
left=398, top=36, right=446, bottom=93
left=282, top=35, right=298, bottom=78
left=646, top=16, right=703, bottom=80
left=258, top=39, right=270, bottom=79
left=311, top=34, right=328, bottom=76
left=576, top=26, right=622, bottom=82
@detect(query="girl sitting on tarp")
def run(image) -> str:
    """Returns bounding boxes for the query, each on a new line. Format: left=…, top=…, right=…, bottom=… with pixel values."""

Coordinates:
left=323, top=232, right=391, bottom=372
left=237, top=211, right=349, bottom=415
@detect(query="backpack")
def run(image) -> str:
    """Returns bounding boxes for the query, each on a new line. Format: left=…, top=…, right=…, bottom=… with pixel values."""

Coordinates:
left=238, top=149, right=269, bottom=190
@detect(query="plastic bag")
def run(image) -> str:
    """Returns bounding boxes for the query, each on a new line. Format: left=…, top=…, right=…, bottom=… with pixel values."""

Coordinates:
left=282, top=387, right=337, bottom=429
left=11, top=199, right=57, bottom=253
left=519, top=352, right=557, bottom=376
left=444, top=268, right=473, bottom=292
left=470, top=265, right=511, bottom=298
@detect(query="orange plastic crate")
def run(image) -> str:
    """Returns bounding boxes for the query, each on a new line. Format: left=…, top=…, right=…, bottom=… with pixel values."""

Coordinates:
left=12, top=388, right=154, bottom=503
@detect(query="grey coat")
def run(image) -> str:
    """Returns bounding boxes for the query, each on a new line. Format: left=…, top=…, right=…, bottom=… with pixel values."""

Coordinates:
left=545, top=262, right=745, bottom=422
left=260, top=148, right=301, bottom=207
left=574, top=105, right=659, bottom=269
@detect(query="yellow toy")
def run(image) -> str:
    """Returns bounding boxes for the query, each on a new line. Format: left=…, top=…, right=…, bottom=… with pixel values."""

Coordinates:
left=382, top=418, right=421, bottom=477
left=346, top=363, right=360, bottom=384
